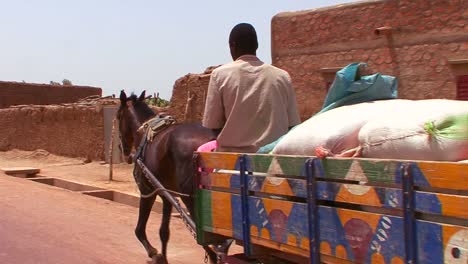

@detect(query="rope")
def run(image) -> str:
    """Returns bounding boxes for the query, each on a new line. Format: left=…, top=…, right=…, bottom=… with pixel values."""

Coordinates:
left=154, top=187, right=191, bottom=198
left=139, top=187, right=191, bottom=198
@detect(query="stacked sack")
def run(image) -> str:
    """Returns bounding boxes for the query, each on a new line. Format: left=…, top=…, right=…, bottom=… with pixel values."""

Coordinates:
left=258, top=62, right=398, bottom=154
left=272, top=99, right=468, bottom=162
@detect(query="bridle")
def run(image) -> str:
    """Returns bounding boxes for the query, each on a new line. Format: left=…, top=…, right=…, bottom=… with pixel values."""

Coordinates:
left=117, top=102, right=141, bottom=159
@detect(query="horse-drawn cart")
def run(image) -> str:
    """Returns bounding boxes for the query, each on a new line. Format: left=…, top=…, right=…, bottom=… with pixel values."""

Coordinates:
left=119, top=91, right=467, bottom=263
left=193, top=152, right=468, bottom=263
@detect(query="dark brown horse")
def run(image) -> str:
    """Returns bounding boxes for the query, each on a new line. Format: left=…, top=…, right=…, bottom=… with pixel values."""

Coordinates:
left=117, top=90, right=230, bottom=263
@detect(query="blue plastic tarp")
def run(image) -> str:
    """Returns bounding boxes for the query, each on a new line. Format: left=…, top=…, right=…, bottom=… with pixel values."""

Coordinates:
left=257, top=62, right=398, bottom=153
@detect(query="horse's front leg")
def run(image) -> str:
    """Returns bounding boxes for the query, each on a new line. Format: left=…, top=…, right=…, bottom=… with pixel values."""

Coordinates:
left=135, top=194, right=158, bottom=258
left=153, top=197, right=173, bottom=264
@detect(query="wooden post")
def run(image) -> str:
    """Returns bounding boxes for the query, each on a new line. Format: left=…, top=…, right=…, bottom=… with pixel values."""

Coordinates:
left=184, top=90, right=195, bottom=121
left=154, top=92, right=160, bottom=106
left=202, top=89, right=206, bottom=110
left=108, top=117, right=116, bottom=182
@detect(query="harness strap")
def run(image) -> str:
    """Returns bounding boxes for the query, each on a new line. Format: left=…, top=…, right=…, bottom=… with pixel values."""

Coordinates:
left=137, top=115, right=177, bottom=142
left=133, top=114, right=191, bottom=198
left=133, top=114, right=176, bottom=170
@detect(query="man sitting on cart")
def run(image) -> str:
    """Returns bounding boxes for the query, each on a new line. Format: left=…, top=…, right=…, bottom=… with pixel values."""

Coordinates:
left=203, top=23, right=301, bottom=153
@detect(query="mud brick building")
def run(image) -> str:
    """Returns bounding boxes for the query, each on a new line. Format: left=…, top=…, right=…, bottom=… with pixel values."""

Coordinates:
left=271, top=0, right=468, bottom=119
left=0, top=81, right=102, bottom=108
left=0, top=81, right=106, bottom=160
left=168, top=66, right=218, bottom=121
left=170, top=0, right=468, bottom=122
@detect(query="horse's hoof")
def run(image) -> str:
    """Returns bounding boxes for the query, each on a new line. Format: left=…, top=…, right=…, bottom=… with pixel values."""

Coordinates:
left=147, top=247, right=158, bottom=258
left=152, top=254, right=168, bottom=264
left=126, top=154, right=134, bottom=164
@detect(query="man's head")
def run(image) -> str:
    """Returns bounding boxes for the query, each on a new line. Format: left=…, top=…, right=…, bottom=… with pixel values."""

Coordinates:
left=229, top=23, right=258, bottom=60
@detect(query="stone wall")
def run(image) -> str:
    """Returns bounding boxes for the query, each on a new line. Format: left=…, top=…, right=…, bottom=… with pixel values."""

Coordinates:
left=0, top=81, right=102, bottom=108
left=271, top=0, right=468, bottom=120
left=0, top=100, right=114, bottom=160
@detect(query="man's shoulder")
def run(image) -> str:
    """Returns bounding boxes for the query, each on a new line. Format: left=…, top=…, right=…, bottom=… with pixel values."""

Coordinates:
left=264, top=64, right=291, bottom=81
left=268, top=64, right=289, bottom=74
left=211, top=60, right=291, bottom=81
left=212, top=61, right=240, bottom=74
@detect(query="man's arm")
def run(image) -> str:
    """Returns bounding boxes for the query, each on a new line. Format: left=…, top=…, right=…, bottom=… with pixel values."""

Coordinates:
left=285, top=74, right=301, bottom=127
left=202, top=72, right=225, bottom=133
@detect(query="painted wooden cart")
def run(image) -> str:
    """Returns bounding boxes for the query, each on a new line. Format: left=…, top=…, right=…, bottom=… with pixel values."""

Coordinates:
left=194, top=152, right=468, bottom=263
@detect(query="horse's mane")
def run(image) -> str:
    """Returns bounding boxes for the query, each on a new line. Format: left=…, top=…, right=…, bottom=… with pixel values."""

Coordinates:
left=128, top=93, right=138, bottom=102
left=128, top=93, right=155, bottom=117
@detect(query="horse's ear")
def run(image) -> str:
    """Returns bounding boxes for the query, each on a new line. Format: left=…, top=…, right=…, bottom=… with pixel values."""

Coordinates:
left=138, top=90, right=146, bottom=101
left=120, top=90, right=127, bottom=105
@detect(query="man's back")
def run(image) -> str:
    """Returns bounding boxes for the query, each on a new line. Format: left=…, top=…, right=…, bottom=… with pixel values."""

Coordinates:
left=203, top=55, right=300, bottom=153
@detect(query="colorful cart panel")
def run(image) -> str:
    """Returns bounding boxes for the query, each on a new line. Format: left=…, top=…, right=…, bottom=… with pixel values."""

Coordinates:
left=195, top=152, right=468, bottom=263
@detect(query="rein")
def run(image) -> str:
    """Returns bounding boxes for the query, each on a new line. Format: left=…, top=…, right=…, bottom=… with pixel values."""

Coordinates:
left=153, top=187, right=191, bottom=198
left=119, top=102, right=193, bottom=199
left=130, top=113, right=192, bottom=198
left=136, top=158, right=198, bottom=240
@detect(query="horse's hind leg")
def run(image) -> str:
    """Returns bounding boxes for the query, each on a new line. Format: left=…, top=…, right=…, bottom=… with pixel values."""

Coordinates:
left=180, top=196, right=231, bottom=263
left=154, top=197, right=172, bottom=264
left=135, top=194, right=158, bottom=258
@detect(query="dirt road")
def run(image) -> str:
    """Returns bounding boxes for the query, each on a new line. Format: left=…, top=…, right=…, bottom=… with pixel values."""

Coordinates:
left=0, top=149, right=139, bottom=196
left=0, top=173, right=206, bottom=264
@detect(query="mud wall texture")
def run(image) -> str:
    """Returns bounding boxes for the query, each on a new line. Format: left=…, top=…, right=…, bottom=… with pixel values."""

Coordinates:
left=272, top=0, right=468, bottom=120
left=0, top=101, right=108, bottom=160
left=168, top=66, right=219, bottom=122
left=0, top=81, right=102, bottom=108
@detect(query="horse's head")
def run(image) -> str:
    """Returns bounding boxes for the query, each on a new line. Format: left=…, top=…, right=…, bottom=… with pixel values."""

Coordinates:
left=117, top=90, right=151, bottom=162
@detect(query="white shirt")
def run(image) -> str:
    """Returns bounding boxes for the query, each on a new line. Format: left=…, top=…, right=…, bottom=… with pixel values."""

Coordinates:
left=203, top=55, right=301, bottom=153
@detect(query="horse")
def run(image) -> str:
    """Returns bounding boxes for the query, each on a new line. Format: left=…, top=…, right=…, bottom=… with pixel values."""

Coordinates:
left=117, top=90, right=230, bottom=263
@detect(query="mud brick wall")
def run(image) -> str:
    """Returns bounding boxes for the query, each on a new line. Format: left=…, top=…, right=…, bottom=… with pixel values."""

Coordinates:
left=168, top=66, right=219, bottom=122
left=0, top=103, right=105, bottom=160
left=0, top=81, right=102, bottom=108
left=272, top=0, right=468, bottom=120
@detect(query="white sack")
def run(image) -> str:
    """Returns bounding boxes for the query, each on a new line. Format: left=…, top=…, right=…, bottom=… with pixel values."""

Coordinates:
left=273, top=99, right=468, bottom=162
left=272, top=99, right=414, bottom=156
left=359, top=100, right=468, bottom=161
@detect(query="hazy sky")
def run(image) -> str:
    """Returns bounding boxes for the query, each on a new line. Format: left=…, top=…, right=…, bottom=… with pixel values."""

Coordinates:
left=1, top=0, right=355, bottom=99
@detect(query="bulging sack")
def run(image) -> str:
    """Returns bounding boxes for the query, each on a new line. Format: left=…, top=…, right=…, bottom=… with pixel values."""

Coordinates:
left=273, top=99, right=468, bottom=162
left=258, top=62, right=398, bottom=154
left=272, top=99, right=414, bottom=156
left=359, top=100, right=468, bottom=161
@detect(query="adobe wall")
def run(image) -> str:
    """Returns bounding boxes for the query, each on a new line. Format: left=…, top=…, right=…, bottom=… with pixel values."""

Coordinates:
left=0, top=100, right=114, bottom=160
left=0, top=81, right=102, bottom=108
left=271, top=0, right=468, bottom=120
left=168, top=66, right=219, bottom=122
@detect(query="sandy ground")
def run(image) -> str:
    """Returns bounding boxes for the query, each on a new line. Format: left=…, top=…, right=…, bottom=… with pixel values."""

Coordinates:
left=0, top=149, right=140, bottom=195
left=0, top=149, right=243, bottom=263
left=0, top=172, right=206, bottom=264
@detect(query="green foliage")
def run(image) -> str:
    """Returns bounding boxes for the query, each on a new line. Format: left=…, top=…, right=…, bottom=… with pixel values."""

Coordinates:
left=49, top=79, right=73, bottom=86
left=62, top=79, right=72, bottom=86
left=146, top=97, right=170, bottom=107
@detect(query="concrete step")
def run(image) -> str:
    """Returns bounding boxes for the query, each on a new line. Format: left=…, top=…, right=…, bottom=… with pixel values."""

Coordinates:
left=1, top=167, right=40, bottom=178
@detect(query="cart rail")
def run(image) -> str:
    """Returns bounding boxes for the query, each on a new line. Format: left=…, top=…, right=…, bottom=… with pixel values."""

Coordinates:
left=195, top=152, right=468, bottom=263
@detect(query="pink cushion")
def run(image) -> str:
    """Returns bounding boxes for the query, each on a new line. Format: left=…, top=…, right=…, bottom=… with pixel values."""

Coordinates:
left=197, top=140, right=218, bottom=152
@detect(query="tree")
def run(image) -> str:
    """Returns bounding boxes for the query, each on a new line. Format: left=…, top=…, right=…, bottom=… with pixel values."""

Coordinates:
left=146, top=97, right=169, bottom=107
left=49, top=79, right=73, bottom=86
left=62, top=79, right=72, bottom=86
